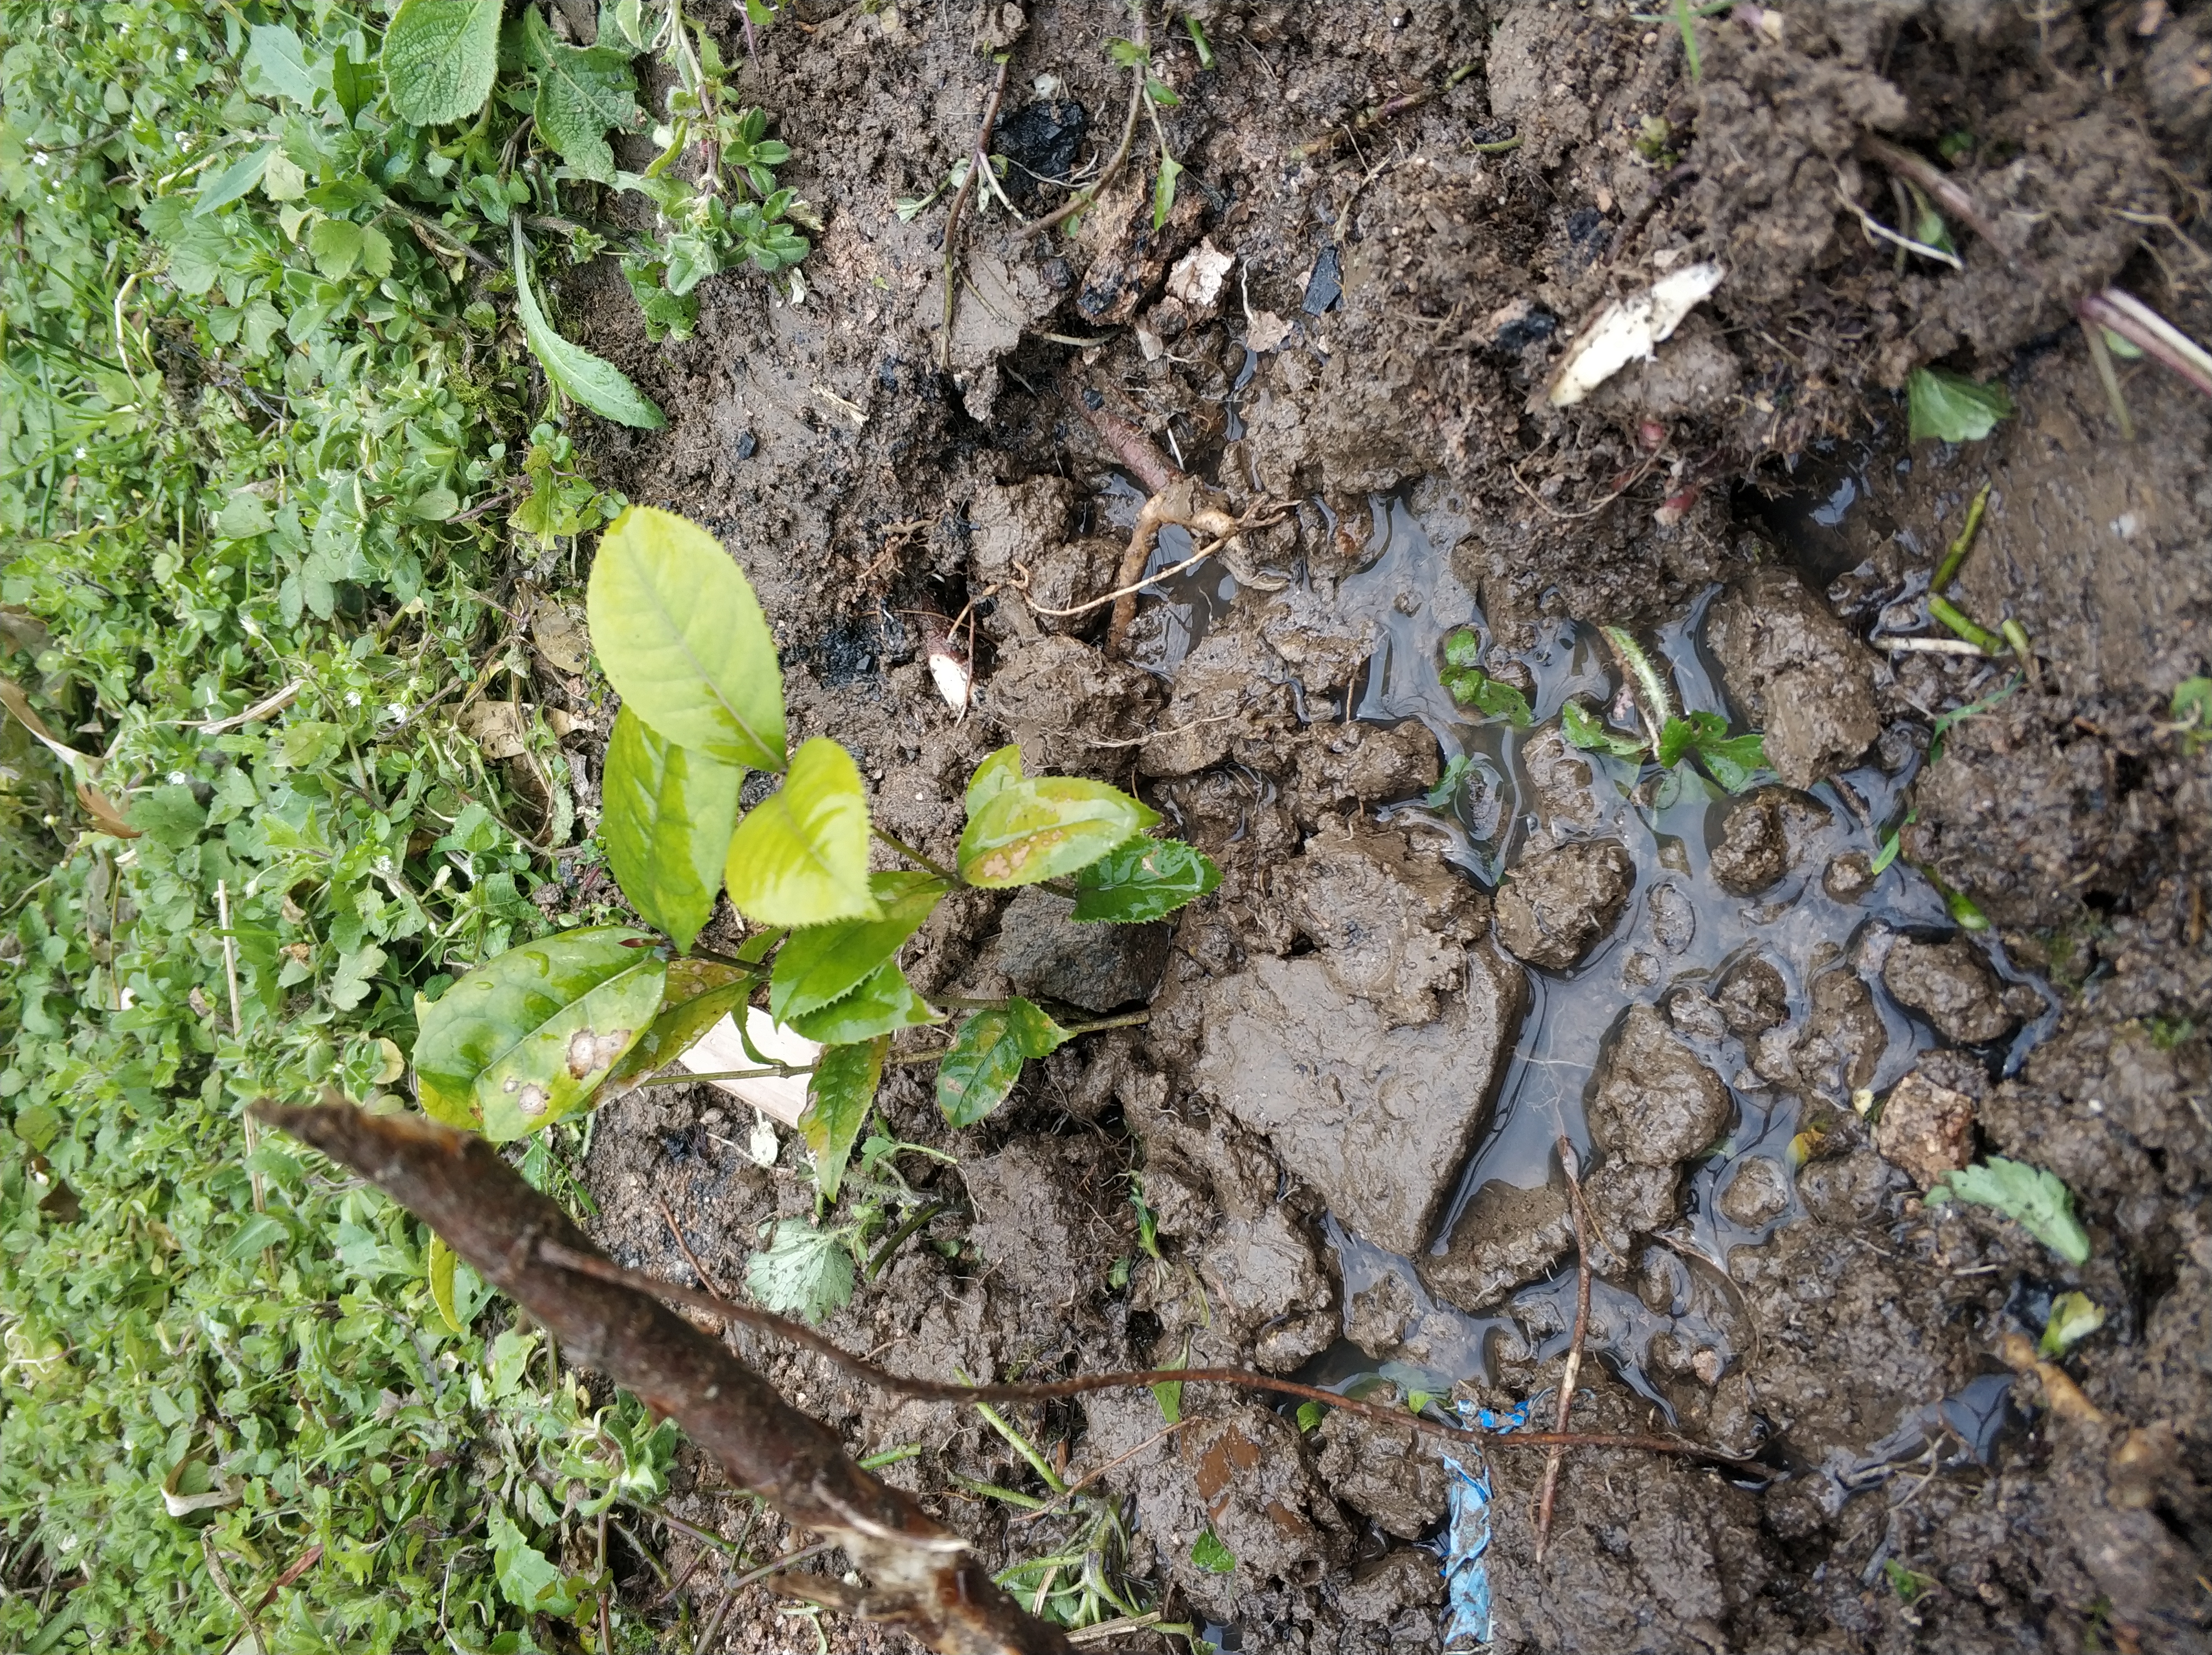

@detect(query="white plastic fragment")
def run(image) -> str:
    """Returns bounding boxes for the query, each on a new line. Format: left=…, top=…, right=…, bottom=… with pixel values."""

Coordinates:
left=1544, top=260, right=1726, bottom=408
left=676, top=1006, right=819, bottom=1127
left=1167, top=238, right=1235, bottom=316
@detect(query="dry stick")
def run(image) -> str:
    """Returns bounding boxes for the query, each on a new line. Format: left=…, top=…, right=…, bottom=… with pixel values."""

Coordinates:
left=1533, top=1137, right=1595, bottom=1563
left=1856, top=136, right=2004, bottom=250
left=535, top=1238, right=1746, bottom=1465
left=214, top=1544, right=323, bottom=1655
left=2079, top=286, right=2212, bottom=401
left=939, top=55, right=1014, bottom=370
left=255, top=1100, right=1080, bottom=1655
left=202, top=1534, right=266, bottom=1655
left=1018, top=8, right=1148, bottom=243
left=657, top=1189, right=732, bottom=1304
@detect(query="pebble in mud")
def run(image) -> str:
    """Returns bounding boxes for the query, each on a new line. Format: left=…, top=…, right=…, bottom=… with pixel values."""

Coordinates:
left=1491, top=837, right=1636, bottom=970
left=1589, top=1003, right=1734, bottom=1166
left=1881, top=934, right=2019, bottom=1045
left=1717, top=955, right=1791, bottom=1034
left=1822, top=849, right=1875, bottom=903
left=1709, top=791, right=1790, bottom=894
left=1872, top=1070, right=1977, bottom=1190
left=1312, top=1410, right=1453, bottom=1540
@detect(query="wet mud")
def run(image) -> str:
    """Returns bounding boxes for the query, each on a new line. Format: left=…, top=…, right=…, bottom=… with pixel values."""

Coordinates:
left=558, top=2, right=2212, bottom=1650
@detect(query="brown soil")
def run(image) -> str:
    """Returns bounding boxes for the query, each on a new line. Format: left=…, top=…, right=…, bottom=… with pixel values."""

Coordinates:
left=551, top=3, right=2212, bottom=1651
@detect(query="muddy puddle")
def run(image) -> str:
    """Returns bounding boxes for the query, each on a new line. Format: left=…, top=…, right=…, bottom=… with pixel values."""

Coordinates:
left=1135, top=486, right=2059, bottom=1431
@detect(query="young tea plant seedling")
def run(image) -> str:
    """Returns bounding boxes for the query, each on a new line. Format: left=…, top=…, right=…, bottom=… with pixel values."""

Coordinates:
left=411, top=506, right=1222, bottom=1309
left=1559, top=624, right=1769, bottom=792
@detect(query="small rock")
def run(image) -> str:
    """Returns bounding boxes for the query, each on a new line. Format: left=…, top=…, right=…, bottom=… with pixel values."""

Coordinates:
left=1255, top=1312, right=1338, bottom=1373
left=1882, top=935, right=2017, bottom=1045
left=1291, top=720, right=1438, bottom=818
left=1795, top=967, right=1891, bottom=1097
left=1339, top=1549, right=1445, bottom=1622
left=1492, top=838, right=1636, bottom=970
left=1276, top=826, right=1488, bottom=1028
left=1717, top=956, right=1791, bottom=1034
left=995, top=888, right=1171, bottom=1012
left=1589, top=1003, right=1734, bottom=1166
left=1345, top=1273, right=1418, bottom=1357
left=1313, top=1411, right=1451, bottom=1540
left=1872, top=1071, right=1977, bottom=1190
left=1583, top=1159, right=1683, bottom=1259
left=1194, top=1206, right=1333, bottom=1349
left=1194, top=943, right=1528, bottom=1257
left=1519, top=724, right=1610, bottom=849
left=1420, top=1178, right=1572, bottom=1314
left=1665, top=985, right=1728, bottom=1041
left=984, top=635, right=1164, bottom=768
left=1823, top=851, right=1875, bottom=903
left=1716, top=1154, right=1792, bottom=1229
left=1646, top=880, right=1697, bottom=954
left=1710, top=792, right=1789, bottom=894
left=1706, top=566, right=1882, bottom=787
left=1137, top=626, right=1295, bottom=777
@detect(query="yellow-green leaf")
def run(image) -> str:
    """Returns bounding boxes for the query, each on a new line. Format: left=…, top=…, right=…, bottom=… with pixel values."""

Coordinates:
left=724, top=738, right=878, bottom=926
left=601, top=705, right=743, bottom=952
left=784, top=961, right=940, bottom=1045
left=603, top=955, right=752, bottom=1091
left=800, top=1036, right=887, bottom=1201
left=964, top=744, right=1024, bottom=816
left=769, top=871, right=947, bottom=1023
left=586, top=506, right=783, bottom=769
left=413, top=926, right=667, bottom=1140
left=957, top=775, right=1160, bottom=887
left=427, top=1235, right=466, bottom=1335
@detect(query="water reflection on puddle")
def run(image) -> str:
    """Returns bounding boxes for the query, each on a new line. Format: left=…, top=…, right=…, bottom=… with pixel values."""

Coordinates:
left=1283, top=489, right=2058, bottom=1418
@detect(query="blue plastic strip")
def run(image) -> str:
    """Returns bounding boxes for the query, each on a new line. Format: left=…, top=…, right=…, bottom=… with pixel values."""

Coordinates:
left=1440, top=1399, right=1531, bottom=1649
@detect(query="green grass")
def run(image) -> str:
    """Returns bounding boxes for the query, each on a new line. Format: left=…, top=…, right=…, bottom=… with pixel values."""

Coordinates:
left=0, top=2, right=693, bottom=1647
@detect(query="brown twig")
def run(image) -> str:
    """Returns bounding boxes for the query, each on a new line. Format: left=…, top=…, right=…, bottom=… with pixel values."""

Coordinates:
left=255, top=1100, right=1080, bottom=1655
left=533, top=1235, right=1752, bottom=1464
left=940, top=55, right=1014, bottom=370
left=1855, top=136, right=2005, bottom=252
left=1017, top=8, right=1148, bottom=242
left=656, top=1189, right=732, bottom=1314
left=1534, top=1136, right=1595, bottom=1562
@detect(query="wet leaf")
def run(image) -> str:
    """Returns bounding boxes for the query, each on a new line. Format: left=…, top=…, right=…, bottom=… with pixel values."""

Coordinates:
left=724, top=738, right=878, bottom=926
left=964, top=744, right=1024, bottom=816
left=1696, top=731, right=1768, bottom=794
left=745, top=1217, right=854, bottom=1324
left=799, top=1035, right=887, bottom=1201
left=783, top=962, right=939, bottom=1044
left=957, top=776, right=1159, bottom=888
left=512, top=221, right=665, bottom=429
left=1927, top=1157, right=2090, bottom=1265
left=586, top=506, right=781, bottom=768
left=1907, top=367, right=2014, bottom=443
left=1440, top=665, right=1533, bottom=728
left=1152, top=1340, right=1186, bottom=1425
left=1560, top=699, right=1649, bottom=759
left=1869, top=808, right=1917, bottom=876
left=603, top=956, right=752, bottom=1090
left=600, top=705, right=743, bottom=952
left=382, top=0, right=502, bottom=125
left=1071, top=837, right=1220, bottom=922
left=1655, top=715, right=1697, bottom=770
left=1152, top=151, right=1183, bottom=232
left=1422, top=753, right=1472, bottom=810
left=770, top=872, right=948, bottom=1022
left=413, top=926, right=667, bottom=1140
left=2039, top=1290, right=2104, bottom=1357
left=934, top=997, right=1066, bottom=1127
left=1189, top=1528, right=1234, bottom=1574
left=427, top=1234, right=466, bottom=1336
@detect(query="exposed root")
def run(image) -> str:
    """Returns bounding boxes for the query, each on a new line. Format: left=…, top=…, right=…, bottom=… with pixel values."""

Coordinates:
left=1533, top=1136, right=1595, bottom=1563
left=939, top=55, right=1014, bottom=371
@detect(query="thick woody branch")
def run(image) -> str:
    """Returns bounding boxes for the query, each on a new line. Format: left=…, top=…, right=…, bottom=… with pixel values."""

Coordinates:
left=253, top=1100, right=1074, bottom=1655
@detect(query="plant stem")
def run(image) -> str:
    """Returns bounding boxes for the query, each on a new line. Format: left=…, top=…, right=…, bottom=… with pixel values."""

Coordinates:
left=1928, top=595, right=2004, bottom=655
left=2078, top=315, right=2135, bottom=442
left=634, top=1063, right=809, bottom=1088
left=972, top=1398, right=1071, bottom=1494
left=870, top=825, right=956, bottom=882
left=1930, top=482, right=1991, bottom=592
left=864, top=1201, right=946, bottom=1281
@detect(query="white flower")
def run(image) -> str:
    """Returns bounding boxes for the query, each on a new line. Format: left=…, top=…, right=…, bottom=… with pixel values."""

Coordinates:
left=344, top=690, right=361, bottom=706
left=31, top=151, right=47, bottom=166
left=373, top=855, right=394, bottom=876
left=73, top=446, right=87, bottom=459
left=386, top=703, right=409, bottom=723
left=174, top=45, right=187, bottom=60
left=167, top=771, right=187, bottom=786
